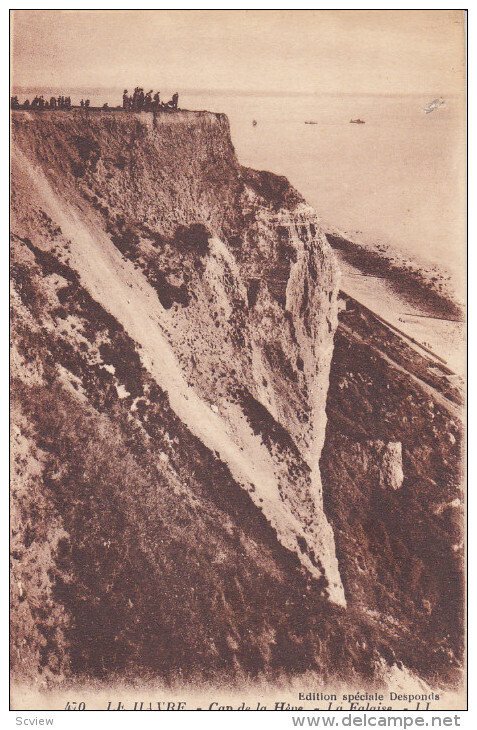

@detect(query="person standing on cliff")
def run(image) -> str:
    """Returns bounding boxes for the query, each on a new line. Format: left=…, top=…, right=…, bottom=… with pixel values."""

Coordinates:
left=123, top=89, right=129, bottom=110
left=144, top=90, right=153, bottom=111
left=153, top=91, right=160, bottom=111
left=172, top=92, right=179, bottom=110
left=131, top=87, right=139, bottom=110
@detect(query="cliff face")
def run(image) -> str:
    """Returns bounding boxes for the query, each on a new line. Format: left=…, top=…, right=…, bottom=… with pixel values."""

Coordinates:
left=322, top=295, right=464, bottom=684
left=10, top=110, right=463, bottom=688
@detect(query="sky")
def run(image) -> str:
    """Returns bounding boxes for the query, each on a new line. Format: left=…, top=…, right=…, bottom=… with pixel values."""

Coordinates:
left=11, top=9, right=465, bottom=96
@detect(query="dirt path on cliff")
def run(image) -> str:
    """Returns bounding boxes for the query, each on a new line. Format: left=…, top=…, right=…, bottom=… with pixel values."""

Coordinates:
left=13, top=148, right=346, bottom=605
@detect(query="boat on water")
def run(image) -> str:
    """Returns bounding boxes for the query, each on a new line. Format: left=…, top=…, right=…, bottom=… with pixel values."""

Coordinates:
left=350, top=118, right=365, bottom=124
left=304, top=120, right=318, bottom=125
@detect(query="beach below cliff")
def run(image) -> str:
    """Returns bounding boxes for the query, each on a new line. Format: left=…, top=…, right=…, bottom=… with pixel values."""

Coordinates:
left=321, top=225, right=465, bottom=376
left=338, top=265, right=464, bottom=377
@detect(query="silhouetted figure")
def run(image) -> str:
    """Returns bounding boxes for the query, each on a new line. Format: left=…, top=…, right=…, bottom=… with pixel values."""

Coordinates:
left=38, top=95, right=45, bottom=109
left=84, top=99, right=90, bottom=108
left=153, top=91, right=160, bottom=111
left=50, top=96, right=57, bottom=109
left=10, top=96, right=20, bottom=109
left=144, top=90, right=153, bottom=111
left=123, top=89, right=130, bottom=110
left=164, top=93, right=179, bottom=111
left=80, top=99, right=84, bottom=108
left=23, top=99, right=30, bottom=109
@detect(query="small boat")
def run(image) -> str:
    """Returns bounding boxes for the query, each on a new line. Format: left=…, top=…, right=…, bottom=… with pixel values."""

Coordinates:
left=350, top=118, right=365, bottom=124
left=304, top=120, right=318, bottom=125
left=252, top=119, right=257, bottom=126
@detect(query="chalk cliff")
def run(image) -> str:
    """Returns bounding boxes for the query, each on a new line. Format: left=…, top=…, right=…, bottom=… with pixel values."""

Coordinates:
left=10, top=110, right=464, bottom=689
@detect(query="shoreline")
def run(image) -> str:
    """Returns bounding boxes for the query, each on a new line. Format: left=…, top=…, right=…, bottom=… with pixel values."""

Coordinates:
left=323, top=225, right=463, bottom=322
left=317, top=222, right=464, bottom=376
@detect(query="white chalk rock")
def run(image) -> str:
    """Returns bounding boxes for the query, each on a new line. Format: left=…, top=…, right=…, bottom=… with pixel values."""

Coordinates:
left=379, top=441, right=404, bottom=491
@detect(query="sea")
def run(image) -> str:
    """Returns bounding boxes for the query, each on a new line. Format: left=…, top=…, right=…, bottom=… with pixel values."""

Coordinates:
left=14, top=87, right=466, bottom=297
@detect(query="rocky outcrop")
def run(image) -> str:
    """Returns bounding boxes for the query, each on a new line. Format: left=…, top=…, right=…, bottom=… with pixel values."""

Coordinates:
left=340, top=440, right=404, bottom=492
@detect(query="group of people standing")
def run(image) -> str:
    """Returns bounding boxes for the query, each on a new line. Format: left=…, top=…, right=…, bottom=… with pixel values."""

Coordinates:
left=122, top=88, right=179, bottom=112
left=11, top=94, right=72, bottom=110
left=11, top=88, right=180, bottom=113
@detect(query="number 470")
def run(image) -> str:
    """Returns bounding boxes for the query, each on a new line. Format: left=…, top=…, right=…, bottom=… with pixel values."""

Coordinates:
left=65, top=701, right=86, bottom=710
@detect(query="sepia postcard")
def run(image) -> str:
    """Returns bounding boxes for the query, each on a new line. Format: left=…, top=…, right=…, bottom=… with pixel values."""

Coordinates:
left=9, top=9, right=467, bottom=712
